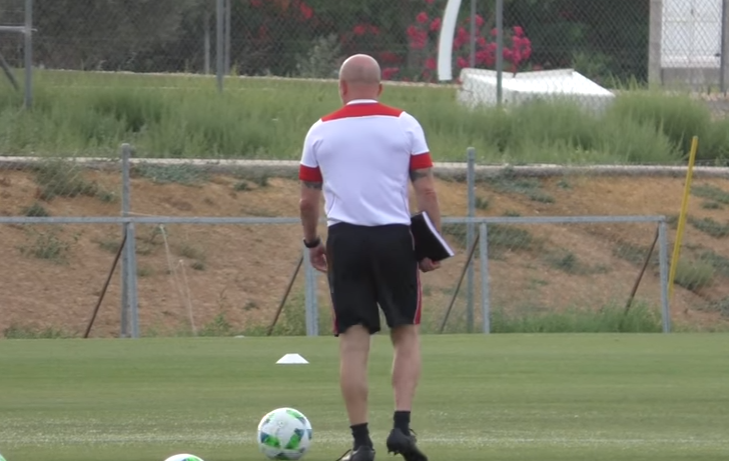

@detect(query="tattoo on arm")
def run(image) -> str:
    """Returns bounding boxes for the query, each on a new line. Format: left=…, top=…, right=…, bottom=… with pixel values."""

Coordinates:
left=409, top=168, right=431, bottom=183
left=303, top=181, right=323, bottom=190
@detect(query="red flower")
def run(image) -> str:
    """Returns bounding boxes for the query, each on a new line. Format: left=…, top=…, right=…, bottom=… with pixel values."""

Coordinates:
left=369, top=25, right=380, bottom=35
left=382, top=67, right=400, bottom=80
left=425, top=57, right=437, bottom=70
left=513, top=36, right=532, bottom=61
left=490, top=27, right=499, bottom=37
left=430, top=17, right=441, bottom=32
left=416, top=12, right=429, bottom=24
left=380, top=52, right=400, bottom=64
left=410, top=30, right=427, bottom=49
left=475, top=14, right=485, bottom=27
left=513, top=26, right=524, bottom=37
left=503, top=48, right=513, bottom=62
left=299, top=2, right=313, bottom=20
left=476, top=49, right=495, bottom=67
left=250, top=0, right=262, bottom=7
left=457, top=57, right=468, bottom=69
left=453, top=27, right=468, bottom=49
left=424, top=0, right=434, bottom=4
left=407, top=25, right=427, bottom=49
left=353, top=24, right=368, bottom=36
left=477, top=36, right=487, bottom=47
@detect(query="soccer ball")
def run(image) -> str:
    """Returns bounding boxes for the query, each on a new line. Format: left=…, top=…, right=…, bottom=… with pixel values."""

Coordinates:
left=257, top=407, right=313, bottom=460
left=164, top=455, right=204, bottom=461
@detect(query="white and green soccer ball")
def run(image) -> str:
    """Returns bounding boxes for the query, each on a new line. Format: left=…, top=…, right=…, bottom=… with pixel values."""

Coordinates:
left=164, top=454, right=204, bottom=461
left=257, top=407, right=313, bottom=460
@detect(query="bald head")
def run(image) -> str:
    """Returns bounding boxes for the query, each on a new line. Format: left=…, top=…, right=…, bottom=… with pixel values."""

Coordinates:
left=340, top=54, right=381, bottom=85
left=337, top=54, right=383, bottom=103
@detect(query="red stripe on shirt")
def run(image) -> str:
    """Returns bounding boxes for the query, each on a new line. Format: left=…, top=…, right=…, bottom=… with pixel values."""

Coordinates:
left=299, top=164, right=323, bottom=182
left=409, top=152, right=433, bottom=170
left=321, top=103, right=403, bottom=122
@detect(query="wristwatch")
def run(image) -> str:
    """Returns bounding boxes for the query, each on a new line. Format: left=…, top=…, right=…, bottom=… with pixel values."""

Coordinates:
left=303, top=237, right=321, bottom=248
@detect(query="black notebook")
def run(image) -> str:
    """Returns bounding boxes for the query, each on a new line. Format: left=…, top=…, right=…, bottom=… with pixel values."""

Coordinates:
left=410, top=211, right=455, bottom=262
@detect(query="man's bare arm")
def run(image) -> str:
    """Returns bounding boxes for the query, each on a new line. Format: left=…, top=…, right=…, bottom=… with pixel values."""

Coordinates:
left=410, top=167, right=441, bottom=233
left=299, top=181, right=322, bottom=242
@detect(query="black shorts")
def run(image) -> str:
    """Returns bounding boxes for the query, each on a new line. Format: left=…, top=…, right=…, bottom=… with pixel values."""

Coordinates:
left=325, top=222, right=422, bottom=336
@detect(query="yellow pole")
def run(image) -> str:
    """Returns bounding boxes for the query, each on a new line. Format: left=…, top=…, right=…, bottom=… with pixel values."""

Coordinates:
left=668, top=135, right=699, bottom=301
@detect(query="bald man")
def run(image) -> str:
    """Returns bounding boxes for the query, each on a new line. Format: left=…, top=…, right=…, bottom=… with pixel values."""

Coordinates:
left=298, top=54, right=440, bottom=461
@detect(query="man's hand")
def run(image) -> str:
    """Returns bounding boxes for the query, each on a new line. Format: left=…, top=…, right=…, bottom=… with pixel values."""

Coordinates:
left=418, top=257, right=441, bottom=273
left=309, top=242, right=328, bottom=273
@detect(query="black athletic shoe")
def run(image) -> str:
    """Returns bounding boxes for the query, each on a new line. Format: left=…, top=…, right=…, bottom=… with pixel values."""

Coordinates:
left=336, top=445, right=376, bottom=461
left=386, top=428, right=428, bottom=461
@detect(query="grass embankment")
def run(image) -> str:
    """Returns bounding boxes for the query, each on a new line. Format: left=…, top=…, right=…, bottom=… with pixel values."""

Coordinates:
left=1, top=335, right=727, bottom=460
left=0, top=70, right=727, bottom=163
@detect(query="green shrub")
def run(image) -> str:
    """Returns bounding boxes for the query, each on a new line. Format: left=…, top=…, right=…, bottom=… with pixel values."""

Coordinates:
left=490, top=303, right=662, bottom=333
left=607, top=91, right=714, bottom=160
left=673, top=259, right=714, bottom=291
left=688, top=216, right=729, bottom=238
left=1, top=71, right=728, bottom=164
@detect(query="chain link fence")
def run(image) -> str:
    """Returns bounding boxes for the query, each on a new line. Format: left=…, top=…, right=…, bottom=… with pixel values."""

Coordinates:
left=4, top=150, right=729, bottom=337
left=2, top=1, right=729, bottom=337
left=7, top=0, right=724, bottom=87
left=1, top=0, right=728, bottom=166
left=672, top=182, right=729, bottom=320
left=0, top=0, right=25, bottom=64
left=0, top=221, right=123, bottom=337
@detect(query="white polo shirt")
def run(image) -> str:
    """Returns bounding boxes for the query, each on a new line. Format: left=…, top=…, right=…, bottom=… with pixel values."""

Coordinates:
left=299, top=99, right=433, bottom=227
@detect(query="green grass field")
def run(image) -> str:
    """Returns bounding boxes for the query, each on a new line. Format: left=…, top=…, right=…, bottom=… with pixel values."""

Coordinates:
left=1, top=70, right=728, bottom=163
left=1, top=334, right=728, bottom=461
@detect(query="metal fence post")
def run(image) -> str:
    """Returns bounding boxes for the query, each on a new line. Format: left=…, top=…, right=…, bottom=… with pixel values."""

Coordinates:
left=466, top=147, right=476, bottom=333
left=658, top=220, right=671, bottom=333
left=648, top=0, right=663, bottom=87
left=204, top=9, right=211, bottom=75
left=23, top=0, right=32, bottom=109
left=495, top=0, right=504, bottom=106
left=303, top=249, right=319, bottom=336
left=224, top=0, right=231, bottom=74
left=120, top=144, right=131, bottom=338
left=121, top=143, right=139, bottom=338
left=468, top=0, right=476, bottom=68
left=479, top=223, right=490, bottom=334
left=126, top=222, right=140, bottom=338
left=721, top=0, right=728, bottom=93
left=216, top=0, right=224, bottom=92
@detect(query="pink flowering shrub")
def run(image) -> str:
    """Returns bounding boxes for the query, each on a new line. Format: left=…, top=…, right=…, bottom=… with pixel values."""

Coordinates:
left=389, top=7, right=533, bottom=82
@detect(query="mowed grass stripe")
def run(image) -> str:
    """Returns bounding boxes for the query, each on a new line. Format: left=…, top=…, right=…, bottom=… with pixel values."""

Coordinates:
left=0, top=334, right=727, bottom=461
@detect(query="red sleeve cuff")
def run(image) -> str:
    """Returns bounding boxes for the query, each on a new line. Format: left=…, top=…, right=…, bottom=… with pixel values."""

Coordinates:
left=299, top=164, right=323, bottom=182
left=409, top=152, right=433, bottom=170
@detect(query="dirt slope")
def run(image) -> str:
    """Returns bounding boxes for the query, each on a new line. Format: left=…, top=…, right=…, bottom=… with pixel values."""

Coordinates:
left=1, top=167, right=728, bottom=337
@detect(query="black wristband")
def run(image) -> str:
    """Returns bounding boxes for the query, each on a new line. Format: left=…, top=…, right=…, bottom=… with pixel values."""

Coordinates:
left=303, top=237, right=321, bottom=248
